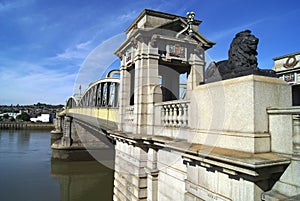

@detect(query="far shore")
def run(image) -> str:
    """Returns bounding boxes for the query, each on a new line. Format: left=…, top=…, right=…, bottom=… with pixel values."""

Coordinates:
left=0, top=122, right=54, bottom=130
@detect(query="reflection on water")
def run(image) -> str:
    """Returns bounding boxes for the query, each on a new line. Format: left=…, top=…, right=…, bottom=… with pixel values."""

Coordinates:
left=0, top=130, right=60, bottom=201
left=51, top=160, right=114, bottom=201
left=0, top=130, right=114, bottom=201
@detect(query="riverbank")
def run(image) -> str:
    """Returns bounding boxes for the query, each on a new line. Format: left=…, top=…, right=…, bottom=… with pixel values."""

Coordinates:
left=0, top=122, right=54, bottom=130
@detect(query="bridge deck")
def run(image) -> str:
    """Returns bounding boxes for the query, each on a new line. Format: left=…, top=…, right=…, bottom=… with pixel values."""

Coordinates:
left=67, top=107, right=118, bottom=131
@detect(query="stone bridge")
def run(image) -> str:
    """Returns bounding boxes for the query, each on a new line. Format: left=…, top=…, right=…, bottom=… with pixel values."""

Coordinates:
left=51, top=9, right=300, bottom=201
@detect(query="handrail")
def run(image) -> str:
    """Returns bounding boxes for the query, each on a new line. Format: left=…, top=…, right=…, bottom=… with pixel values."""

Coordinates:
left=267, top=106, right=300, bottom=114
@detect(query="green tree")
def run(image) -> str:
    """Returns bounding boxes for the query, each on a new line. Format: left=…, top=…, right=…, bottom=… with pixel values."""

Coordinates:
left=16, top=112, right=31, bottom=121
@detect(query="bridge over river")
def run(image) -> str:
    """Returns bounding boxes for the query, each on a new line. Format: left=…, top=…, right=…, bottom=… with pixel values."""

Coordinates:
left=51, top=9, right=300, bottom=201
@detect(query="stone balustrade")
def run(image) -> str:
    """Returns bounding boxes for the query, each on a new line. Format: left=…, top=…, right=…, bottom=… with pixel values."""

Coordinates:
left=156, top=100, right=189, bottom=128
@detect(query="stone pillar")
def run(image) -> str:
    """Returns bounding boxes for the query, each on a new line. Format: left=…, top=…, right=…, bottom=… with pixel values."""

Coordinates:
left=113, top=141, right=148, bottom=201
left=118, top=59, right=131, bottom=131
left=56, top=117, right=62, bottom=132
left=187, top=46, right=205, bottom=99
left=61, top=116, right=72, bottom=147
left=50, top=115, right=64, bottom=142
left=146, top=148, right=159, bottom=201
left=134, top=39, right=159, bottom=135
left=52, top=118, right=57, bottom=130
left=293, top=114, right=300, bottom=156
left=59, top=116, right=64, bottom=132
left=51, top=115, right=63, bottom=133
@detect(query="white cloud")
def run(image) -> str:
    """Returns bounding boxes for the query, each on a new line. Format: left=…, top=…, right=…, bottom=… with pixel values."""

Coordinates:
left=0, top=61, right=76, bottom=104
left=76, top=40, right=92, bottom=50
left=55, top=48, right=86, bottom=60
left=74, top=33, right=126, bottom=94
left=53, top=40, right=94, bottom=60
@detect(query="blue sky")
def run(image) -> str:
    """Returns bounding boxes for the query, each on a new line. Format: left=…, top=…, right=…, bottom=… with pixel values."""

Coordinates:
left=0, top=0, right=299, bottom=105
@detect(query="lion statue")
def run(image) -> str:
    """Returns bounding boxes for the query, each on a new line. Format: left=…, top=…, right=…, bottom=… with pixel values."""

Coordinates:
left=205, top=30, right=276, bottom=83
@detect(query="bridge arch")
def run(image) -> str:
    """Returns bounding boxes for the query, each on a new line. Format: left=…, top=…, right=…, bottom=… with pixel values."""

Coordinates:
left=107, top=69, right=120, bottom=78
left=79, top=78, right=120, bottom=108
left=66, top=96, right=77, bottom=109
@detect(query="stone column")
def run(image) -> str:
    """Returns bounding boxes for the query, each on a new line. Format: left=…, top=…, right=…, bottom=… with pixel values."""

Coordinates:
left=50, top=115, right=64, bottom=142
left=61, top=116, right=72, bottom=147
left=187, top=46, right=205, bottom=99
left=293, top=114, right=300, bottom=157
left=134, top=38, right=159, bottom=135
left=146, top=148, right=159, bottom=201
left=113, top=141, right=148, bottom=201
left=57, top=117, right=62, bottom=132
left=118, top=58, right=131, bottom=131
left=51, top=115, right=63, bottom=134
left=146, top=40, right=160, bottom=135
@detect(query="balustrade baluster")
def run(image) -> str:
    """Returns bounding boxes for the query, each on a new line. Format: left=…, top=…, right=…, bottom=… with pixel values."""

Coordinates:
left=168, top=105, right=173, bottom=127
left=161, top=107, right=165, bottom=125
left=178, top=104, right=183, bottom=126
left=165, top=105, right=169, bottom=126
left=183, top=103, right=188, bottom=126
left=173, top=104, right=178, bottom=127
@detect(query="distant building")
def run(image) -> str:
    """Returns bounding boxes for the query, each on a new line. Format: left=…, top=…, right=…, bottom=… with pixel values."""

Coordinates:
left=272, top=51, right=300, bottom=106
left=0, top=111, right=22, bottom=119
left=30, top=114, right=50, bottom=123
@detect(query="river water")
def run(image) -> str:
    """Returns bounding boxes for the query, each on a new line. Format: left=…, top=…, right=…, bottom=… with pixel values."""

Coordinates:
left=0, top=130, right=114, bottom=201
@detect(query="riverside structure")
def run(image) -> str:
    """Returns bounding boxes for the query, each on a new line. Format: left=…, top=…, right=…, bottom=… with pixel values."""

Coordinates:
left=0, top=122, right=54, bottom=130
left=51, top=9, right=300, bottom=201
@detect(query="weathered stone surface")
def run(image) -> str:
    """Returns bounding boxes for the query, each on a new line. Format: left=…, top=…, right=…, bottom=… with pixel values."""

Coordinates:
left=188, top=75, right=291, bottom=153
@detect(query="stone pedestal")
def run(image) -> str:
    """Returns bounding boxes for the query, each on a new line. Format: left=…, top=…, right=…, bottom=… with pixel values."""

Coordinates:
left=188, top=75, right=292, bottom=153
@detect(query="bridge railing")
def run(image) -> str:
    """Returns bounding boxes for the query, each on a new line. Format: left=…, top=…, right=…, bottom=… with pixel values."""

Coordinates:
left=155, top=100, right=190, bottom=128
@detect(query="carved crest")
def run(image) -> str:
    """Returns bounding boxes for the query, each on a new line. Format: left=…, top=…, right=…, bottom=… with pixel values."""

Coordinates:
left=284, top=55, right=298, bottom=68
